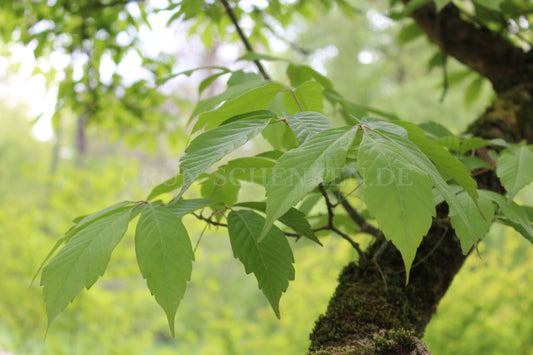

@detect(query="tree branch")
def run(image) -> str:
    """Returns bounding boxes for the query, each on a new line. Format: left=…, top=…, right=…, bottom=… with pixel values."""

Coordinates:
left=219, top=0, right=271, bottom=80
left=406, top=1, right=531, bottom=92
left=332, top=190, right=381, bottom=238
left=318, top=184, right=366, bottom=260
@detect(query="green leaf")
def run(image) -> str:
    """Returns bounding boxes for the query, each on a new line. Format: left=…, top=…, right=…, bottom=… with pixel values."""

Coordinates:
left=283, top=81, right=324, bottom=114
left=262, top=121, right=299, bottom=151
left=404, top=0, right=432, bottom=14
left=436, top=136, right=461, bottom=151
left=459, top=137, right=493, bottom=154
left=178, top=118, right=269, bottom=199
left=483, top=191, right=533, bottom=244
left=41, top=208, right=131, bottom=328
left=156, top=66, right=229, bottom=86
left=474, top=0, right=502, bottom=10
left=215, top=157, right=276, bottom=186
left=464, top=76, right=484, bottom=108
left=198, top=72, right=229, bottom=95
left=200, top=174, right=241, bottom=206
left=190, top=76, right=265, bottom=121
left=193, top=82, right=285, bottom=132
left=364, top=119, right=479, bottom=258
left=435, top=0, right=452, bottom=11
left=227, top=210, right=295, bottom=318
left=220, top=110, right=277, bottom=126
left=397, top=122, right=478, bottom=201
left=147, top=175, right=183, bottom=201
left=283, top=111, right=333, bottom=145
left=261, top=126, right=357, bottom=240
left=449, top=190, right=495, bottom=253
left=34, top=201, right=135, bottom=286
left=496, top=145, right=533, bottom=199
left=418, top=121, right=454, bottom=139
left=234, top=201, right=322, bottom=245
left=166, top=199, right=213, bottom=218
left=397, top=23, right=423, bottom=44
left=286, top=64, right=333, bottom=89
left=358, top=128, right=435, bottom=279
left=135, top=205, right=194, bottom=336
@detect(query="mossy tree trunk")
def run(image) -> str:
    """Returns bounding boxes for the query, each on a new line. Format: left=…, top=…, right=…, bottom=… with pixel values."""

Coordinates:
left=309, top=3, right=533, bottom=354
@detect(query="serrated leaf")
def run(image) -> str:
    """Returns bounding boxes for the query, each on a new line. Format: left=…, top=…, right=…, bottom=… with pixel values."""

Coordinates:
left=193, top=82, right=284, bottom=132
left=234, top=201, right=322, bottom=245
left=261, top=126, right=357, bottom=240
left=496, top=146, right=533, bottom=199
left=358, top=129, right=435, bottom=280
left=449, top=190, right=495, bottom=253
left=41, top=208, right=131, bottom=328
left=166, top=199, right=213, bottom=218
left=135, top=205, right=194, bottom=336
left=178, top=119, right=269, bottom=199
left=283, top=111, right=333, bottom=145
left=147, top=175, right=183, bottom=201
left=283, top=81, right=324, bottom=114
left=483, top=191, right=533, bottom=244
left=397, top=122, right=478, bottom=201
left=34, top=201, right=135, bottom=287
left=227, top=210, right=295, bottom=318
left=364, top=119, right=479, bottom=257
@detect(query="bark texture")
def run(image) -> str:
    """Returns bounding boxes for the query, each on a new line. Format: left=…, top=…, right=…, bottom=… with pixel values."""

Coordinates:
left=309, top=3, right=533, bottom=354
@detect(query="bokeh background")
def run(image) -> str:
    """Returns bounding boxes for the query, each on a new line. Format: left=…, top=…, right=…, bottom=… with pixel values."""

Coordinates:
left=1, top=1, right=533, bottom=354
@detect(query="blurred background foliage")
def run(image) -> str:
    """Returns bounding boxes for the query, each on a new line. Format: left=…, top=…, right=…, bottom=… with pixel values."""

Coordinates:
left=1, top=0, right=532, bottom=354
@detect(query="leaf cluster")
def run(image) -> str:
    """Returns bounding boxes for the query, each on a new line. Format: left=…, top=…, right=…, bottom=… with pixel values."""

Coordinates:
left=38, top=65, right=533, bottom=335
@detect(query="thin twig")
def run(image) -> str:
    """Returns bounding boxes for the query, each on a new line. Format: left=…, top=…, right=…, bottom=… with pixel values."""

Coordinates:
left=332, top=190, right=381, bottom=238
left=219, top=0, right=271, bottom=80
left=318, top=184, right=366, bottom=261
left=373, top=240, right=390, bottom=291
left=192, top=212, right=228, bottom=227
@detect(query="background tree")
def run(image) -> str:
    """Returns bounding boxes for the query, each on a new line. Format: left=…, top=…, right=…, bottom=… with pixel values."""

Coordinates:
left=1, top=1, right=533, bottom=354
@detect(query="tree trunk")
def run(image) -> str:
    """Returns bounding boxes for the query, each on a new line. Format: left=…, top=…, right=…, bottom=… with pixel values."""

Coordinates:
left=308, top=3, right=533, bottom=354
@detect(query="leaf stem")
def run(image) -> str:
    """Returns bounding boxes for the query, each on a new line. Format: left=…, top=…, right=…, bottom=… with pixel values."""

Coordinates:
left=287, top=88, right=304, bottom=112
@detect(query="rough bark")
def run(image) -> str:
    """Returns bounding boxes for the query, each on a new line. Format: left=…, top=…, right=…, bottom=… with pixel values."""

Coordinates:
left=308, top=3, right=533, bottom=354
